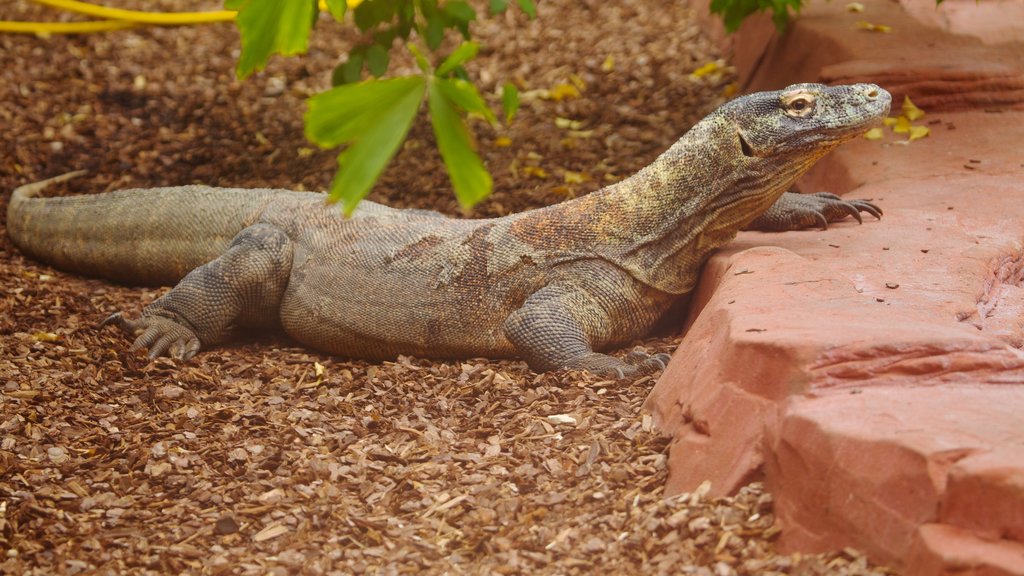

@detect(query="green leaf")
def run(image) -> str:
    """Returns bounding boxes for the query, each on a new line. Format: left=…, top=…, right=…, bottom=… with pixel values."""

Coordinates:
left=436, top=41, right=479, bottom=77
left=428, top=81, right=492, bottom=210
left=232, top=0, right=316, bottom=79
left=435, top=78, right=495, bottom=124
left=501, top=82, right=519, bottom=124
left=332, top=50, right=364, bottom=85
left=424, top=13, right=445, bottom=50
left=353, top=0, right=398, bottom=31
left=489, top=0, right=509, bottom=14
left=407, top=43, right=431, bottom=74
left=323, top=0, right=346, bottom=21
left=306, top=76, right=427, bottom=213
left=709, top=0, right=802, bottom=33
left=366, top=44, right=390, bottom=77
left=516, top=0, right=537, bottom=18
left=442, top=1, right=477, bottom=23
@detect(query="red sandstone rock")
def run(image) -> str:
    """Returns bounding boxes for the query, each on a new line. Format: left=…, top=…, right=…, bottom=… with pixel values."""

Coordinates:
left=650, top=0, right=1024, bottom=572
left=906, top=525, right=1024, bottom=576
left=696, top=0, right=1024, bottom=111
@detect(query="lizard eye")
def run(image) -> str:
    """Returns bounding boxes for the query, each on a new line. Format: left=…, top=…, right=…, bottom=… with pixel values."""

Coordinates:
left=782, top=91, right=817, bottom=118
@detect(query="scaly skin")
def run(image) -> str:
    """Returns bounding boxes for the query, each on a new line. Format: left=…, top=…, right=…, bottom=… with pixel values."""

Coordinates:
left=7, top=83, right=891, bottom=377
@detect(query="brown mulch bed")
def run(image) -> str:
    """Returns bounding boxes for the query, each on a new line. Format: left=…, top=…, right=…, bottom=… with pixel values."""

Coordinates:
left=0, top=1, right=894, bottom=574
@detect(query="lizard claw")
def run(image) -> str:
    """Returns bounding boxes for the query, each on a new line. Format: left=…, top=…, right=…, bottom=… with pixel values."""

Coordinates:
left=806, top=192, right=882, bottom=225
left=624, top=347, right=672, bottom=373
left=101, top=312, right=201, bottom=361
left=747, top=192, right=883, bottom=232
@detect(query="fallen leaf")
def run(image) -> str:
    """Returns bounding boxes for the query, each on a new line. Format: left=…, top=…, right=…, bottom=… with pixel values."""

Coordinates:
left=601, top=55, right=615, bottom=72
left=902, top=95, right=925, bottom=121
left=563, top=170, right=588, bottom=184
left=31, top=332, right=59, bottom=342
left=846, top=2, right=865, bottom=12
left=863, top=127, right=884, bottom=140
left=547, top=83, right=580, bottom=101
left=690, top=61, right=723, bottom=78
left=908, top=125, right=930, bottom=141
left=554, top=117, right=585, bottom=130
left=856, top=21, right=892, bottom=33
left=891, top=115, right=912, bottom=134
left=522, top=166, right=548, bottom=179
left=493, top=136, right=512, bottom=147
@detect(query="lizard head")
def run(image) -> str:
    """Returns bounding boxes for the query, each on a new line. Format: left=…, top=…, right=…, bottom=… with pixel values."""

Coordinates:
left=728, top=83, right=891, bottom=161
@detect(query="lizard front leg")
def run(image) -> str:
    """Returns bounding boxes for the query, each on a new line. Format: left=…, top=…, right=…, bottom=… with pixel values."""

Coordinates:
left=503, top=282, right=670, bottom=378
left=102, top=223, right=293, bottom=360
left=746, top=191, right=882, bottom=232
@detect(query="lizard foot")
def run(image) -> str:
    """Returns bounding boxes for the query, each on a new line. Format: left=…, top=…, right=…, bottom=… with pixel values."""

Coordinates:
left=101, top=312, right=201, bottom=361
left=748, top=191, right=882, bottom=232
left=624, top=347, right=672, bottom=373
left=798, top=192, right=882, bottom=229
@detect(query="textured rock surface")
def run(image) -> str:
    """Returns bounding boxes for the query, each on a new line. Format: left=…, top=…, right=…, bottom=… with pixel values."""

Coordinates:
left=649, top=0, right=1024, bottom=573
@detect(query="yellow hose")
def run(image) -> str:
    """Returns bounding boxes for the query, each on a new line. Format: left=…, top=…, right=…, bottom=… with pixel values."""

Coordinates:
left=0, top=19, right=136, bottom=34
left=0, top=0, right=341, bottom=35
left=30, top=0, right=235, bottom=25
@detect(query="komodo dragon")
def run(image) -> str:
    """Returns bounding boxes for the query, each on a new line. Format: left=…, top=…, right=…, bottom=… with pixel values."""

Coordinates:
left=7, top=83, right=890, bottom=377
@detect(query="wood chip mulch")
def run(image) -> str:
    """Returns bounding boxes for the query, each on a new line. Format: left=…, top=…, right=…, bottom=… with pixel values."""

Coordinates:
left=1, top=0, right=895, bottom=573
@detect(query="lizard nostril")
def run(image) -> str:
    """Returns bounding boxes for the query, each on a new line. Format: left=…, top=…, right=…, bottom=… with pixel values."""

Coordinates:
left=864, top=87, right=879, bottom=99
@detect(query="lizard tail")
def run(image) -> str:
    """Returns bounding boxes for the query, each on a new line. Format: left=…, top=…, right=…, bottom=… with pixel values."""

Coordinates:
left=8, top=174, right=276, bottom=286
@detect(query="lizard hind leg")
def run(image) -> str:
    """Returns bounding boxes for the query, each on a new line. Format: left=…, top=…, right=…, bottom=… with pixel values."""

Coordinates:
left=101, top=223, right=294, bottom=360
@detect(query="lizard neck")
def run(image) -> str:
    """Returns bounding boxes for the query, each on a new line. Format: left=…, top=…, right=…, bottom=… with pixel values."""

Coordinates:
left=586, top=116, right=806, bottom=294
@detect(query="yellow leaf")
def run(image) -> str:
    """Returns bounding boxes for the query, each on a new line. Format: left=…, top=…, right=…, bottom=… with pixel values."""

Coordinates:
left=563, top=171, right=588, bottom=184
left=722, top=83, right=739, bottom=98
left=548, top=84, right=580, bottom=101
left=523, top=166, right=548, bottom=179
left=347, top=0, right=364, bottom=8
left=690, top=61, right=722, bottom=78
left=902, top=96, right=925, bottom=121
left=569, top=74, right=587, bottom=91
left=891, top=116, right=912, bottom=134
left=551, top=185, right=574, bottom=197
left=554, top=117, right=584, bottom=130
left=314, top=361, right=325, bottom=377
left=882, top=117, right=898, bottom=127
left=856, top=21, right=892, bottom=33
left=494, top=136, right=512, bottom=147
left=846, top=2, right=865, bottom=12
left=864, top=127, right=884, bottom=140
left=297, top=147, right=315, bottom=157
left=601, top=55, right=615, bottom=72
left=31, top=332, right=59, bottom=343
left=908, top=125, right=930, bottom=141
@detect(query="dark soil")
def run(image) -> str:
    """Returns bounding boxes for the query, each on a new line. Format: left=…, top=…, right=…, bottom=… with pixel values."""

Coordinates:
left=0, top=1, right=893, bottom=574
